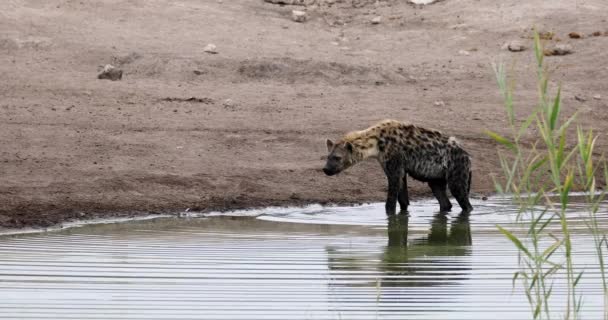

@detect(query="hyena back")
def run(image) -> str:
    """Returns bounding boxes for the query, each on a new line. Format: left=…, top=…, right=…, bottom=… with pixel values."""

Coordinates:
left=323, top=120, right=473, bottom=214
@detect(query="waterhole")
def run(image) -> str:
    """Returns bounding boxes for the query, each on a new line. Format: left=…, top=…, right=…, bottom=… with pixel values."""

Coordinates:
left=0, top=196, right=606, bottom=319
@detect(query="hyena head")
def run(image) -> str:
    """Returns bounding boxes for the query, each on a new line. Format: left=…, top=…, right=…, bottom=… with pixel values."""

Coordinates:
left=323, top=139, right=355, bottom=176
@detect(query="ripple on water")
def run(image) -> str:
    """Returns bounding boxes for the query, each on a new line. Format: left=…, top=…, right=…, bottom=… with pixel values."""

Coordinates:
left=0, top=196, right=606, bottom=319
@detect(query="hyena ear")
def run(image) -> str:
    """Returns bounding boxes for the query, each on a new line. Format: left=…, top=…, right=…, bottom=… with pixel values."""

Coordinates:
left=326, top=139, right=334, bottom=152
left=345, top=142, right=353, bottom=153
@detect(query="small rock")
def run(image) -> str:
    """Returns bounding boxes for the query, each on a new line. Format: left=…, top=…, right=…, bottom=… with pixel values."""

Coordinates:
left=265, top=0, right=307, bottom=4
left=575, top=95, right=587, bottom=102
left=538, top=31, right=555, bottom=40
left=433, top=100, right=446, bottom=107
left=292, top=10, right=307, bottom=23
left=371, top=16, right=382, bottom=24
left=503, top=40, right=526, bottom=52
left=458, top=49, right=470, bottom=56
left=593, top=94, right=602, bottom=100
left=568, top=32, right=582, bottom=39
left=591, top=31, right=602, bottom=37
left=97, top=64, right=123, bottom=81
left=544, top=43, right=573, bottom=56
left=553, top=43, right=573, bottom=55
left=409, top=0, right=437, bottom=4
left=203, top=44, right=218, bottom=54
left=223, top=99, right=237, bottom=110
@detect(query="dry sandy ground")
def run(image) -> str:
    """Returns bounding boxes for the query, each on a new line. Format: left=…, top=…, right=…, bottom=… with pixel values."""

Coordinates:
left=0, top=0, right=607, bottom=228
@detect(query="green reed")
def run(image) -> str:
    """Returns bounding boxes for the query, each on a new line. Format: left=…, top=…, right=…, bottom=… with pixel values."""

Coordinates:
left=487, top=30, right=608, bottom=319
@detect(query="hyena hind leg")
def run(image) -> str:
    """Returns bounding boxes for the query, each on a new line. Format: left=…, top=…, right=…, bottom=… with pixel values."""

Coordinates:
left=447, top=170, right=473, bottom=213
left=428, top=179, right=452, bottom=212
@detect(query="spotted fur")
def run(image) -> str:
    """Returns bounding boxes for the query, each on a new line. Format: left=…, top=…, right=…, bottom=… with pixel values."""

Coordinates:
left=323, top=119, right=473, bottom=215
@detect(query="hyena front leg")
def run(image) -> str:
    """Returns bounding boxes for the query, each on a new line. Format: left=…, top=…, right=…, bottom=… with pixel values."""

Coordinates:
left=398, top=175, right=409, bottom=213
left=383, top=159, right=405, bottom=216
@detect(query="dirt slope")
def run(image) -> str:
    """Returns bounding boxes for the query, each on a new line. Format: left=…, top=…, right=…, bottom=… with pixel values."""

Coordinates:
left=1, top=0, right=607, bottom=228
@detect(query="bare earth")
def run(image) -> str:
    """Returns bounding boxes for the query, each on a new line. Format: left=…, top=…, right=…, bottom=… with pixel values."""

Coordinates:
left=1, top=0, right=607, bottom=228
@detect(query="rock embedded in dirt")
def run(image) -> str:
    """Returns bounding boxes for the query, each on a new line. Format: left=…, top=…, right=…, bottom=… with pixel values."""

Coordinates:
left=433, top=100, right=445, bottom=107
left=203, top=44, right=218, bottom=54
left=161, top=97, right=215, bottom=104
left=593, top=94, right=602, bottom=100
left=458, top=49, right=470, bottom=56
left=568, top=32, right=582, bottom=39
left=503, top=40, right=526, bottom=52
left=591, top=31, right=602, bottom=37
left=97, top=64, right=123, bottom=81
left=553, top=43, right=573, bottom=55
left=409, top=0, right=438, bottom=4
left=223, top=98, right=237, bottom=110
left=264, top=0, right=308, bottom=4
left=538, top=31, right=555, bottom=40
left=575, top=95, right=587, bottom=102
left=291, top=10, right=307, bottom=23
left=544, top=43, right=573, bottom=56
left=371, top=16, right=382, bottom=24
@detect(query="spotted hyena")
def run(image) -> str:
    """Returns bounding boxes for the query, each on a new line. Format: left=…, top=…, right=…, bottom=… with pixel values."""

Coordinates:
left=323, top=120, right=473, bottom=215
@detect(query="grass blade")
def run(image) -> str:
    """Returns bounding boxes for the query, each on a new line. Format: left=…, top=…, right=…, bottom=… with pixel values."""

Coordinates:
left=485, top=130, right=516, bottom=151
left=550, top=86, right=561, bottom=130
left=497, top=225, right=533, bottom=259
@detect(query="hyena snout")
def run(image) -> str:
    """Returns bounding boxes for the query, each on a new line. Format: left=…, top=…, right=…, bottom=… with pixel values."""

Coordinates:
left=322, top=166, right=337, bottom=176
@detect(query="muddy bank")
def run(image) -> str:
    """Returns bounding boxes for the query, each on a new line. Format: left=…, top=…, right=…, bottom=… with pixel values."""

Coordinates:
left=1, top=0, right=607, bottom=228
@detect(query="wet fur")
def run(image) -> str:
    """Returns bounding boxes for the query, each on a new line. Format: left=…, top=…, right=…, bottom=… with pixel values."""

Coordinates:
left=324, top=120, right=473, bottom=215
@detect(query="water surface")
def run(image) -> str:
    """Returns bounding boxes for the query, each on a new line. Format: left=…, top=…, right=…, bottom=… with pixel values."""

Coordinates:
left=0, top=197, right=606, bottom=319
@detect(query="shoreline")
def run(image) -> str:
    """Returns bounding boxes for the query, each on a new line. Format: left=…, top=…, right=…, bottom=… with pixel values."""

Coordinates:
left=0, top=192, right=497, bottom=235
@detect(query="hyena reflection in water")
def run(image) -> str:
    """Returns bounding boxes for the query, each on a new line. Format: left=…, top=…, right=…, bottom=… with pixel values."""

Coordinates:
left=325, top=213, right=472, bottom=289
left=323, top=120, right=473, bottom=214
